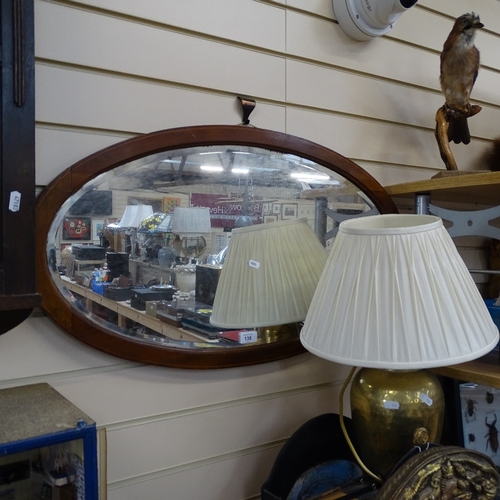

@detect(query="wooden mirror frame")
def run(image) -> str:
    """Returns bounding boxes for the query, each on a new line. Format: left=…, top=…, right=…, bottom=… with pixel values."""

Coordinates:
left=36, top=125, right=398, bottom=369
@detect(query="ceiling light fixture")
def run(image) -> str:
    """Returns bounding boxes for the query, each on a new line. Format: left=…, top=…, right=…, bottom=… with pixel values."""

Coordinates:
left=232, top=167, right=250, bottom=174
left=290, top=172, right=332, bottom=181
left=200, top=166, right=223, bottom=172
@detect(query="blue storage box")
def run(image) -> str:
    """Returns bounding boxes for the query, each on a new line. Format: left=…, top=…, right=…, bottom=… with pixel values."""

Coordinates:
left=91, top=281, right=110, bottom=295
left=485, top=299, right=500, bottom=361
left=485, top=299, right=500, bottom=330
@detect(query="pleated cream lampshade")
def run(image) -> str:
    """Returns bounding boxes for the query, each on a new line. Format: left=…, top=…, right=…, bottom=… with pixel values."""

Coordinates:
left=300, top=214, right=499, bottom=369
left=172, top=207, right=211, bottom=234
left=210, top=218, right=327, bottom=329
left=118, top=205, right=154, bottom=228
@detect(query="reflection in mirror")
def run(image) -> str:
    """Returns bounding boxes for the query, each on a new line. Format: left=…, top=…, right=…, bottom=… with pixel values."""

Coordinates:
left=38, top=126, right=397, bottom=368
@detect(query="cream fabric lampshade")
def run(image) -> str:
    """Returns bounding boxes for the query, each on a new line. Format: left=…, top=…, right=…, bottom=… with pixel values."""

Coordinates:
left=118, top=205, right=153, bottom=228
left=300, top=214, right=499, bottom=369
left=171, top=207, right=211, bottom=234
left=210, top=218, right=327, bottom=328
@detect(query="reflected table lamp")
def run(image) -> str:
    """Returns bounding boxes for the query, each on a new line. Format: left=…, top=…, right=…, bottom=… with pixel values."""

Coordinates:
left=115, top=204, right=153, bottom=255
left=138, top=212, right=175, bottom=265
left=300, top=214, right=499, bottom=481
left=210, top=218, right=327, bottom=341
left=171, top=207, right=211, bottom=260
left=118, top=204, right=154, bottom=229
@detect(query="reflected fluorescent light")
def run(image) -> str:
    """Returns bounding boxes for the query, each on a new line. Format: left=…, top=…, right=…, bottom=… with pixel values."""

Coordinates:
left=160, top=159, right=198, bottom=166
left=199, top=151, right=223, bottom=155
left=290, top=172, right=336, bottom=182
left=232, top=167, right=249, bottom=174
left=200, top=166, right=223, bottom=172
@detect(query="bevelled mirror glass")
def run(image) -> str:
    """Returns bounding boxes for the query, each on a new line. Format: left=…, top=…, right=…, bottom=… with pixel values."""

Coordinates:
left=36, top=125, right=397, bottom=368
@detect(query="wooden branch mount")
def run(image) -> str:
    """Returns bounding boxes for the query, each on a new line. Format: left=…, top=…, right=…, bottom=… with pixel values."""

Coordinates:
left=434, top=103, right=482, bottom=171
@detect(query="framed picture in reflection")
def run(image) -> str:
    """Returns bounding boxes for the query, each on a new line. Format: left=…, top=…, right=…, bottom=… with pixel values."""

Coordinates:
left=282, top=203, right=297, bottom=220
left=62, top=217, right=91, bottom=240
left=163, top=197, right=181, bottom=213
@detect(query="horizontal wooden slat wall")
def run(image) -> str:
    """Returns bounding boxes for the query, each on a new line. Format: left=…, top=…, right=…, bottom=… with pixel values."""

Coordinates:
left=1, top=0, right=499, bottom=498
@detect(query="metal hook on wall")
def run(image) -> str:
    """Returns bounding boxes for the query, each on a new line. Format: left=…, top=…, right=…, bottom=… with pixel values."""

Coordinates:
left=237, top=96, right=256, bottom=125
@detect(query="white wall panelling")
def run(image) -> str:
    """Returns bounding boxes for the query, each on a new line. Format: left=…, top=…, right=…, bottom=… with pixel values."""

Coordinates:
left=35, top=126, right=133, bottom=186
left=105, top=386, right=338, bottom=482
left=0, top=317, right=132, bottom=386
left=35, top=65, right=286, bottom=134
left=107, top=446, right=279, bottom=500
left=46, top=356, right=346, bottom=426
left=35, top=2, right=287, bottom=101
left=47, top=0, right=287, bottom=51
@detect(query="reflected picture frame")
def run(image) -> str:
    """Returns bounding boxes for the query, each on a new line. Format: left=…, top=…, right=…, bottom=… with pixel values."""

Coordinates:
left=92, top=219, right=104, bottom=241
left=62, top=217, right=91, bottom=240
left=163, top=197, right=181, bottom=213
left=282, top=203, right=297, bottom=220
left=264, top=215, right=278, bottom=224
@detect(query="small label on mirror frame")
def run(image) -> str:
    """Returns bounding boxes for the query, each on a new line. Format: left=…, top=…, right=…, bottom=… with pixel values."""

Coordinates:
left=239, top=330, right=258, bottom=344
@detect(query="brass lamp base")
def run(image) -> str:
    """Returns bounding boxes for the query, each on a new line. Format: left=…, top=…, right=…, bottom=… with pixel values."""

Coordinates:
left=350, top=368, right=445, bottom=480
left=257, top=323, right=301, bottom=343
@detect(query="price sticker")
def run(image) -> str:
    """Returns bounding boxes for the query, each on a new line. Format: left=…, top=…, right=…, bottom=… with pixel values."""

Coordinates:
left=8, top=191, right=21, bottom=212
left=238, top=330, right=258, bottom=344
left=384, top=400, right=400, bottom=410
left=419, top=393, right=433, bottom=407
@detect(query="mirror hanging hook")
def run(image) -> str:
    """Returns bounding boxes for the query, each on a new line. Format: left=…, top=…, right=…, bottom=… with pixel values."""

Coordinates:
left=237, top=96, right=256, bottom=125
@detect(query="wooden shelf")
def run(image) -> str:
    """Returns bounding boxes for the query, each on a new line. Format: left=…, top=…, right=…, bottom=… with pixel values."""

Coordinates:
left=60, top=277, right=212, bottom=344
left=385, top=171, right=500, bottom=206
left=432, top=354, right=500, bottom=388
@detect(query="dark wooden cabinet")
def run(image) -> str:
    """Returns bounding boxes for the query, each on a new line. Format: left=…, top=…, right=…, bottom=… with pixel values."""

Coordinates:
left=0, top=0, right=40, bottom=333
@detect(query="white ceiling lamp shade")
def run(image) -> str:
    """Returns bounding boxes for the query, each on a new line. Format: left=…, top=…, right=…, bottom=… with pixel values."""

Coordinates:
left=333, top=0, right=418, bottom=41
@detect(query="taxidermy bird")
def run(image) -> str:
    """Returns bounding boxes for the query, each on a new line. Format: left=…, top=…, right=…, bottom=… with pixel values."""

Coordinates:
left=439, top=12, right=483, bottom=145
left=484, top=137, right=500, bottom=171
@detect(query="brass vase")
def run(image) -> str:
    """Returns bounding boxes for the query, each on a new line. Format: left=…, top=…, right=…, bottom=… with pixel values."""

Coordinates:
left=350, top=368, right=445, bottom=479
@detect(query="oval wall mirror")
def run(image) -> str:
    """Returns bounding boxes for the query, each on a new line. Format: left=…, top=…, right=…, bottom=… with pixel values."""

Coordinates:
left=36, top=125, right=398, bottom=369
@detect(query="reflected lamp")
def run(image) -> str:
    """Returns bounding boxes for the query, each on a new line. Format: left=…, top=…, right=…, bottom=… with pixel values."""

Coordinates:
left=300, top=214, right=499, bottom=480
left=171, top=207, right=211, bottom=260
left=117, top=205, right=154, bottom=229
left=210, top=218, right=327, bottom=341
left=114, top=204, right=153, bottom=255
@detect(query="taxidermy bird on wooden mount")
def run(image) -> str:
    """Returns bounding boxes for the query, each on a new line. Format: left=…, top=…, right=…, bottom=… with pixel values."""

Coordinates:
left=435, top=12, right=484, bottom=170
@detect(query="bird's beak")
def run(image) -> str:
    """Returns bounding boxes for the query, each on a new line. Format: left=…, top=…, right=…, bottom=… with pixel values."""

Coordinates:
left=474, top=20, right=484, bottom=29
